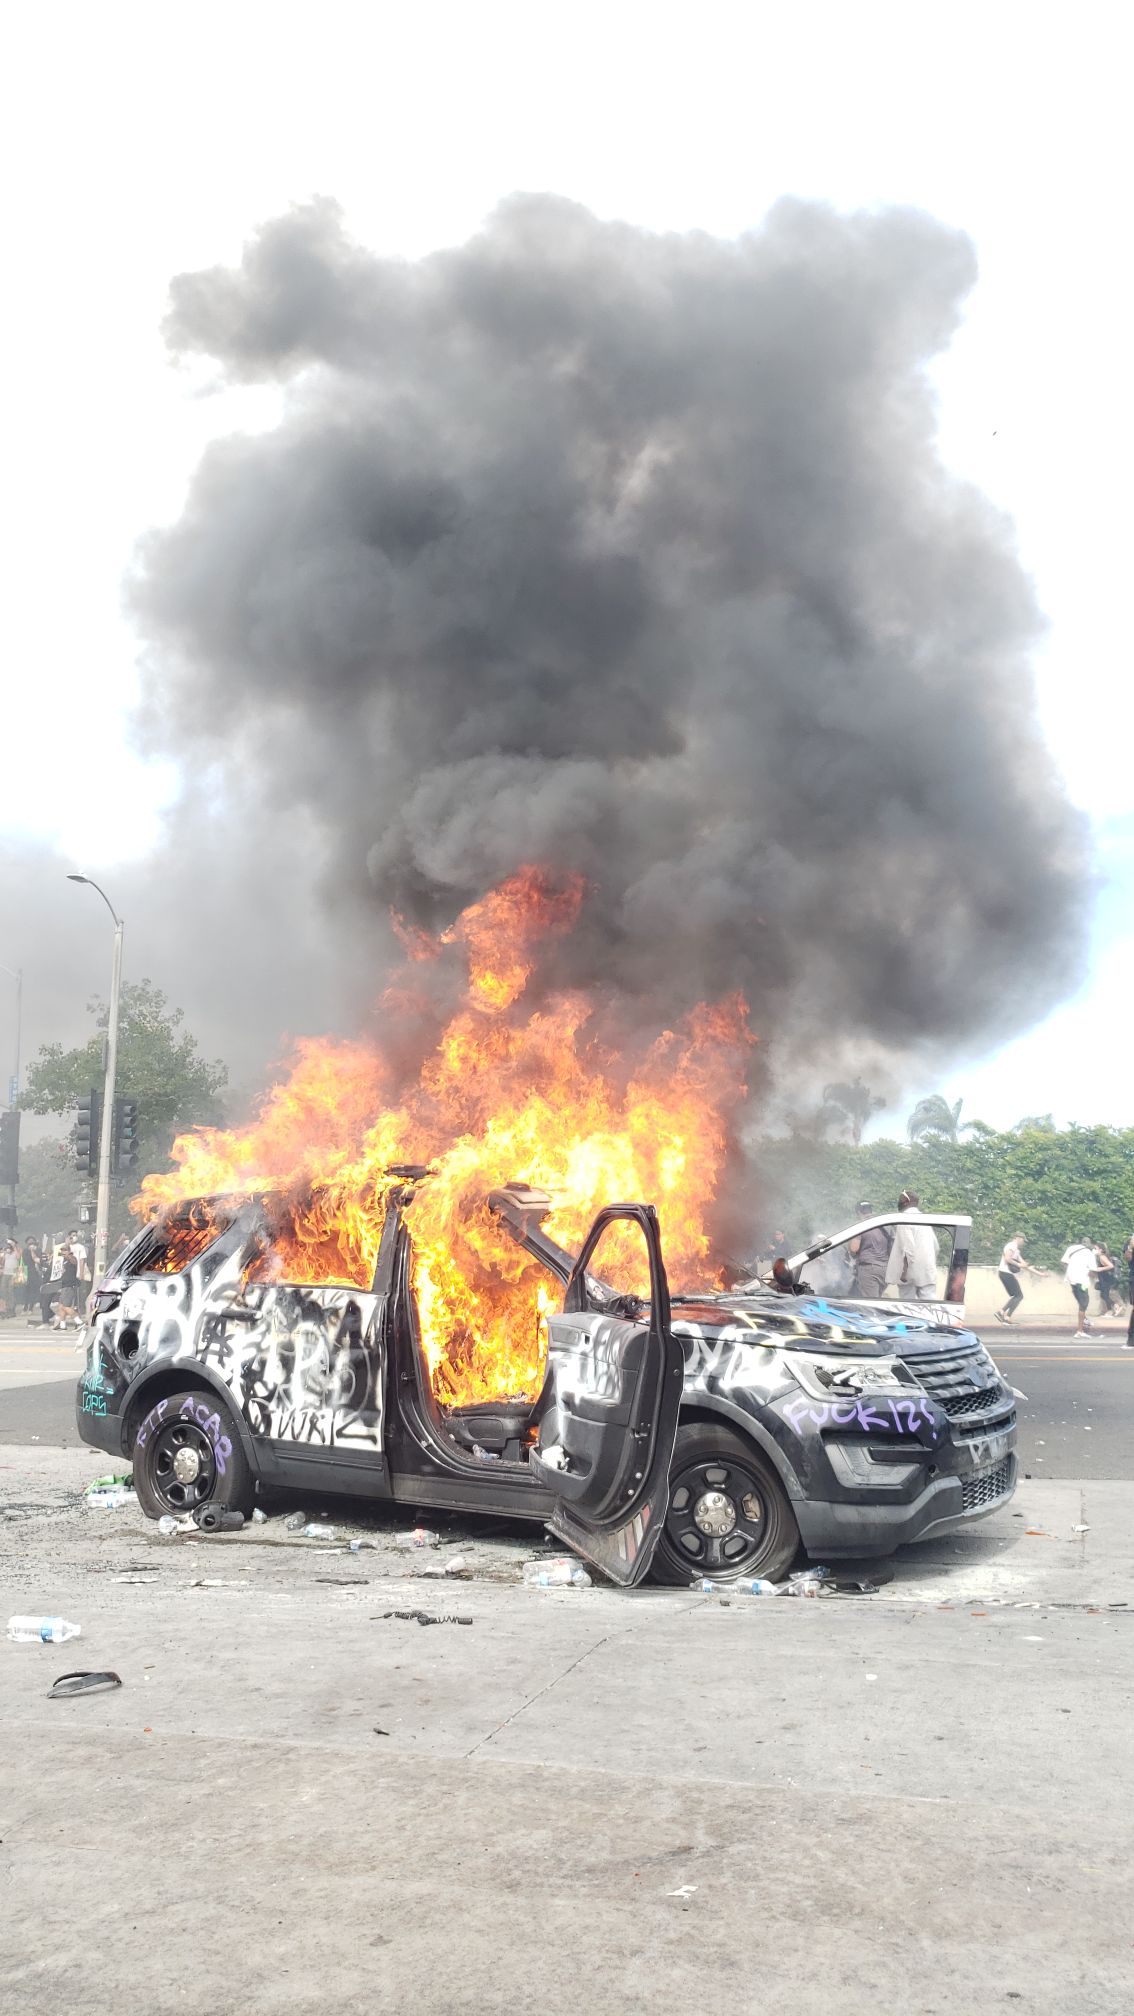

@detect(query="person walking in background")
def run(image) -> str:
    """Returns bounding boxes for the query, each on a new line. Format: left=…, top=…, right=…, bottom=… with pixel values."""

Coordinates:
left=1093, top=1241, right=1121, bottom=1315
left=995, top=1233, right=1031, bottom=1324
left=1125, top=1230, right=1134, bottom=1318
left=52, top=1242, right=80, bottom=1329
left=0, top=1240, right=15, bottom=1316
left=885, top=1191, right=939, bottom=1301
left=851, top=1203, right=892, bottom=1299
left=1061, top=1238, right=1099, bottom=1338
left=21, top=1237, right=42, bottom=1318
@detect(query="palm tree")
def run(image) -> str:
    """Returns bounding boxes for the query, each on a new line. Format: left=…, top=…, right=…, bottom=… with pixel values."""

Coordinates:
left=821, top=1077, right=885, bottom=1147
left=906, top=1094, right=987, bottom=1144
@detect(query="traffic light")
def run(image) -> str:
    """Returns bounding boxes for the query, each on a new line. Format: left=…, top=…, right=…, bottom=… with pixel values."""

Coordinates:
left=76, top=1090, right=101, bottom=1176
left=0, top=1110, right=19, bottom=1187
left=112, top=1098, right=140, bottom=1176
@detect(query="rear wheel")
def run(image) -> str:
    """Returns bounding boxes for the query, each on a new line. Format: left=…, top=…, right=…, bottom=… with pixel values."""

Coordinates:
left=651, top=1421, right=800, bottom=1585
left=131, top=1385, right=254, bottom=1521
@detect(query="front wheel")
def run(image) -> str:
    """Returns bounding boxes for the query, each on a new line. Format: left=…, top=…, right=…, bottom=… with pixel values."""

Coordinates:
left=651, top=1422, right=801, bottom=1585
left=131, top=1385, right=254, bottom=1521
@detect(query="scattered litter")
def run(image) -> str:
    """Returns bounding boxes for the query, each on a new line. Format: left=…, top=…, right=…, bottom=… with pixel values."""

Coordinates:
left=49, top=1670, right=122, bottom=1698
left=298, top=1524, right=335, bottom=1540
left=1024, top=1529, right=1054, bottom=1539
left=420, top=1555, right=472, bottom=1580
left=113, top=1574, right=159, bottom=1585
left=157, top=1515, right=195, bottom=1537
left=284, top=1512, right=308, bottom=1531
left=378, top=1609, right=473, bottom=1626
left=784, top=1568, right=831, bottom=1598
left=1084, top=1426, right=1092, bottom=1431
left=1072, top=1524, right=1090, bottom=1534
left=1021, top=1636, right=1045, bottom=1644
left=252, top=1508, right=268, bottom=1524
left=831, top=1577, right=881, bottom=1595
left=315, top=1576, right=369, bottom=1586
left=392, top=1528, right=442, bottom=1549
left=523, top=1559, right=592, bottom=1588
left=668, top=1885, right=698, bottom=1899
left=864, top=1673, right=878, bottom=1682
left=187, top=1577, right=251, bottom=1589
left=372, top=1726, right=390, bottom=1736
left=697, top=1576, right=778, bottom=1596
left=8, top=1616, right=81, bottom=1644
left=87, top=1472, right=132, bottom=1491
left=471, top=1444, right=501, bottom=1462
left=85, top=1485, right=137, bottom=1511
left=192, top=1506, right=245, bottom=1533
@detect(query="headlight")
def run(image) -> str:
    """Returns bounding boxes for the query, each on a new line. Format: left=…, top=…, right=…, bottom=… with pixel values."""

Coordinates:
left=789, top=1357, right=914, bottom=1401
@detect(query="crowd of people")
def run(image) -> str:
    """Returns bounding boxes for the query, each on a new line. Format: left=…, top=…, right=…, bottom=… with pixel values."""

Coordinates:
left=0, top=1231, right=128, bottom=1329
left=761, top=1203, right=1134, bottom=1344
left=995, top=1232, right=1133, bottom=1339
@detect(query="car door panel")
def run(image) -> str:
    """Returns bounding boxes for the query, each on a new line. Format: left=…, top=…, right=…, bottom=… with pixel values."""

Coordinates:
left=529, top=1204, right=683, bottom=1585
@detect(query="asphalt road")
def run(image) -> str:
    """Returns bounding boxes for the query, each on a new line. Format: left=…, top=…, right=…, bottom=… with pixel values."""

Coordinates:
left=2, top=1323, right=1132, bottom=1475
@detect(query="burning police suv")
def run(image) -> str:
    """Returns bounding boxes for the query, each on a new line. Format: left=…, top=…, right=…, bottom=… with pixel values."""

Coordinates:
left=77, top=1184, right=1017, bottom=1586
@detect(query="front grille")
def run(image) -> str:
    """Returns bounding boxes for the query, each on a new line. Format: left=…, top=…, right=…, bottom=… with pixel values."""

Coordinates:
left=937, top=1387, right=1009, bottom=1419
left=961, top=1458, right=1013, bottom=1513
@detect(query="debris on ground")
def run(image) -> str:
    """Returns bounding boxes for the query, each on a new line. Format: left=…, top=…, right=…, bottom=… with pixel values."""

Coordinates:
left=378, top=1609, right=474, bottom=1626
left=697, top=1576, right=779, bottom=1596
left=8, top=1616, right=82, bottom=1643
left=284, top=1512, right=308, bottom=1531
left=522, top=1558, right=592, bottom=1588
left=49, top=1670, right=122, bottom=1698
left=192, top=1506, right=246, bottom=1533
left=85, top=1483, right=137, bottom=1510
left=391, top=1528, right=442, bottom=1549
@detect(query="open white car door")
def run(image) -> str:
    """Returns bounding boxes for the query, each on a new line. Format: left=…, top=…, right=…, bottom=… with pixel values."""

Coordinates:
left=527, top=1203, right=684, bottom=1586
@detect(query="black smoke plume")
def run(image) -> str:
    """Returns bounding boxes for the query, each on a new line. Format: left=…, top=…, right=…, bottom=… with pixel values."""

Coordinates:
left=132, top=194, right=1087, bottom=1101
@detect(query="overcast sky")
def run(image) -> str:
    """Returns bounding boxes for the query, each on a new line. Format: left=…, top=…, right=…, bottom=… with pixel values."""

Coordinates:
left=2, top=0, right=1130, bottom=1130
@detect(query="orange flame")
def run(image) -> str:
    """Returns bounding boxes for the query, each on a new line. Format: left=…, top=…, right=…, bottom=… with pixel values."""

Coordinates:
left=136, top=869, right=755, bottom=1406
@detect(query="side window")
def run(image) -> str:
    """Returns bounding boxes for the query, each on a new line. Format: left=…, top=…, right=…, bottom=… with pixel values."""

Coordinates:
left=798, top=1222, right=959, bottom=1301
left=245, top=1189, right=380, bottom=1291
left=581, top=1217, right=653, bottom=1318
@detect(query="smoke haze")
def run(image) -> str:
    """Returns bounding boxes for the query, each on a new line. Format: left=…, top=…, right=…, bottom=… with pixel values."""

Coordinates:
left=127, top=193, right=1086, bottom=1104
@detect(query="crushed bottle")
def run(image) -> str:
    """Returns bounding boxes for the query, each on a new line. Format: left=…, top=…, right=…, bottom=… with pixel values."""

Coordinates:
left=697, top=1577, right=780, bottom=1596
left=522, top=1558, right=592, bottom=1588
left=784, top=1568, right=831, bottom=1598
left=284, top=1512, right=307, bottom=1531
left=251, top=1508, right=268, bottom=1524
left=8, top=1617, right=82, bottom=1644
left=391, top=1528, right=442, bottom=1549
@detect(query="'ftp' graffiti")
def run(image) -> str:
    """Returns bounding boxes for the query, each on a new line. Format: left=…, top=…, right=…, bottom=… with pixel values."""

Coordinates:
left=783, top=1391, right=942, bottom=1439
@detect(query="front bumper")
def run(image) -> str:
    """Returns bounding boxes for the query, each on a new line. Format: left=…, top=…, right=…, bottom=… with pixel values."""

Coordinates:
left=794, top=1449, right=1017, bottom=1556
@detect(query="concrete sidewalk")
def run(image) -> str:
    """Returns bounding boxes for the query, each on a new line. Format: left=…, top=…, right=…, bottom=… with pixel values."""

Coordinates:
left=2, top=1447, right=1133, bottom=2014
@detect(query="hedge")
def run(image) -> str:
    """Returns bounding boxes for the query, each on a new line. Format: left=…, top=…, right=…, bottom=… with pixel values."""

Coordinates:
left=750, top=1127, right=1134, bottom=1269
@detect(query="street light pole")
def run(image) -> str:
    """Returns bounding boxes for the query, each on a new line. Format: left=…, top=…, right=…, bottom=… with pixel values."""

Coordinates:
left=67, top=877, right=123, bottom=1289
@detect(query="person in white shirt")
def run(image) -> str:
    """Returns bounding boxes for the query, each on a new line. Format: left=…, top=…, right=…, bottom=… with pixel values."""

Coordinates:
left=1061, top=1239, right=1098, bottom=1338
left=885, top=1191, right=939, bottom=1301
left=996, top=1235, right=1030, bottom=1324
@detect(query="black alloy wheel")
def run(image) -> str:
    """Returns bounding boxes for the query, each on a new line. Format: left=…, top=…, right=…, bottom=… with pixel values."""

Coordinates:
left=651, top=1421, right=800, bottom=1586
left=131, top=1385, right=254, bottom=1522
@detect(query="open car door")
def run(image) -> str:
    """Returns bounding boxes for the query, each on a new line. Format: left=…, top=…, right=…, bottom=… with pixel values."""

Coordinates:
left=528, top=1203, right=684, bottom=1586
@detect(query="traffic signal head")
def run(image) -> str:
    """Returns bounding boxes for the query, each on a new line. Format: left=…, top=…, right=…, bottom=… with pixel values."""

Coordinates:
left=114, top=1098, right=140, bottom=1175
left=0, top=1110, right=19, bottom=1187
left=75, top=1091, right=101, bottom=1177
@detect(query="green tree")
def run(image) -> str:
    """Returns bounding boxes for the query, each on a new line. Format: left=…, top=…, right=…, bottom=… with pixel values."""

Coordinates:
left=21, top=981, right=227, bottom=1182
left=820, top=1077, right=885, bottom=1146
left=12, top=1137, right=88, bottom=1239
left=907, top=1094, right=987, bottom=1144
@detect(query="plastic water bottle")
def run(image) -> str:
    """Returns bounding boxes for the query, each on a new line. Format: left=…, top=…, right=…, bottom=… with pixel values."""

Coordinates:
left=8, top=1617, right=82, bottom=1644
left=252, top=1508, right=268, bottom=1524
left=301, top=1524, right=335, bottom=1540
left=522, top=1559, right=592, bottom=1588
left=697, top=1577, right=780, bottom=1596
left=284, top=1512, right=307, bottom=1531
left=157, top=1515, right=179, bottom=1537
left=391, top=1528, right=441, bottom=1549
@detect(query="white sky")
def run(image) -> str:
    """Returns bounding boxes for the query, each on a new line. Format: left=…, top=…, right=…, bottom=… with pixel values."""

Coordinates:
left=2, top=0, right=1131, bottom=1128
